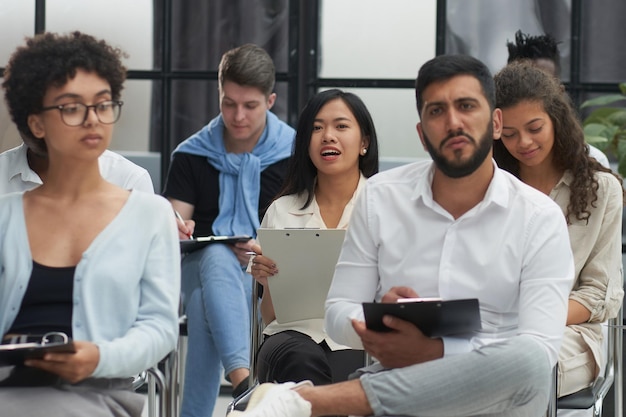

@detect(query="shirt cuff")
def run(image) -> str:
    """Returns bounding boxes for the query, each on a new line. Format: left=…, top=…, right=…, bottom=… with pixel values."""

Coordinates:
left=441, top=336, right=473, bottom=356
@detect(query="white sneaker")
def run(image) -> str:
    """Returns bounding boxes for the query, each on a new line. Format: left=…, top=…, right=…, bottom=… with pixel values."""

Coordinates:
left=227, top=380, right=313, bottom=417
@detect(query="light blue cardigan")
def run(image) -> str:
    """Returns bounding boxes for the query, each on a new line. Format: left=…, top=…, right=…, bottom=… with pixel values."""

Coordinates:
left=0, top=190, right=181, bottom=378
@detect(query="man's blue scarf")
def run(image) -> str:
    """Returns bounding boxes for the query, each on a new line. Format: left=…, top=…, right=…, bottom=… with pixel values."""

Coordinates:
left=173, top=111, right=294, bottom=237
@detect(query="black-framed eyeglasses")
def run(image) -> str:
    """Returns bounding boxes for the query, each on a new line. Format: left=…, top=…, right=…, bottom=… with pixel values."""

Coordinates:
left=40, top=100, right=123, bottom=126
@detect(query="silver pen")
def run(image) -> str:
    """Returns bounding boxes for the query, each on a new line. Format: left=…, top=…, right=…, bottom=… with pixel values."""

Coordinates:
left=174, top=210, right=194, bottom=239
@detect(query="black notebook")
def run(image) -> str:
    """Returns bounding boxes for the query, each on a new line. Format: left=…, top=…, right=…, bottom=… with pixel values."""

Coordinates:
left=362, top=298, right=481, bottom=337
left=0, top=340, right=76, bottom=366
left=180, top=235, right=252, bottom=254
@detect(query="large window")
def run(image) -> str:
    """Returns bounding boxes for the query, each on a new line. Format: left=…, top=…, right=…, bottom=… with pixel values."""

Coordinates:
left=316, top=0, right=437, bottom=162
left=0, top=0, right=295, bottom=191
left=1, top=0, right=624, bottom=185
left=444, top=0, right=626, bottom=110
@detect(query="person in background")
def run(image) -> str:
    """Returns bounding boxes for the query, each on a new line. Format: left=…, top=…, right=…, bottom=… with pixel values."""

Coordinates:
left=506, top=29, right=610, bottom=168
left=249, top=89, right=379, bottom=386
left=227, top=55, right=574, bottom=417
left=493, top=61, right=624, bottom=399
left=0, top=31, right=180, bottom=417
left=162, top=44, right=294, bottom=417
left=0, top=142, right=154, bottom=194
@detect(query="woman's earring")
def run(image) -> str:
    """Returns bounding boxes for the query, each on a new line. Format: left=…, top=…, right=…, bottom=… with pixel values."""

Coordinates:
left=361, top=148, right=368, bottom=155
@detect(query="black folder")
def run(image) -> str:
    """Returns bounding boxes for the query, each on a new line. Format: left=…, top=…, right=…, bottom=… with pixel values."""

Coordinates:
left=0, top=341, right=76, bottom=366
left=180, top=235, right=252, bottom=254
left=362, top=298, right=481, bottom=337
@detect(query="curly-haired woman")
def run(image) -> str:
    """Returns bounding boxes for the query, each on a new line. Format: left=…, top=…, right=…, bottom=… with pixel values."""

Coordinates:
left=493, top=61, right=624, bottom=397
left=0, top=32, right=180, bottom=416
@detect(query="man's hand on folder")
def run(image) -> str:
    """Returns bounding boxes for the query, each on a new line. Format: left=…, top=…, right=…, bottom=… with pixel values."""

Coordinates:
left=351, top=315, right=444, bottom=369
left=381, top=286, right=420, bottom=303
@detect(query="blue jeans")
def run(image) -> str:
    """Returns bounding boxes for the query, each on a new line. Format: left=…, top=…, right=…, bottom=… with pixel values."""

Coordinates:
left=180, top=244, right=253, bottom=417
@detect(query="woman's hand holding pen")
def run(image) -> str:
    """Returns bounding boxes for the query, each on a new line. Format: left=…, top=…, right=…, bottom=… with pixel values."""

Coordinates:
left=247, top=243, right=278, bottom=287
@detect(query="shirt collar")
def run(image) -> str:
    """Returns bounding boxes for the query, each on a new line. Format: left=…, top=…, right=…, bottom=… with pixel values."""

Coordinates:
left=555, top=170, right=573, bottom=188
left=286, top=174, right=368, bottom=221
left=484, top=159, right=511, bottom=209
left=10, top=144, right=43, bottom=186
left=414, top=159, right=510, bottom=210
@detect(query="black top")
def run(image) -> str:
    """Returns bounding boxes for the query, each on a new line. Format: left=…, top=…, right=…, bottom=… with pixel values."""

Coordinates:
left=162, top=152, right=289, bottom=237
left=8, top=261, right=75, bottom=338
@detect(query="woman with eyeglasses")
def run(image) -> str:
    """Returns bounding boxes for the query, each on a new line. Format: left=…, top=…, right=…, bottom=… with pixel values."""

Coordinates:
left=0, top=32, right=180, bottom=417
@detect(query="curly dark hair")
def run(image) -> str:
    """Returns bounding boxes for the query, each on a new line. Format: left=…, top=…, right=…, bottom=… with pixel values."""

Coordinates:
left=506, top=30, right=561, bottom=75
left=493, top=61, right=624, bottom=224
left=2, top=31, right=127, bottom=156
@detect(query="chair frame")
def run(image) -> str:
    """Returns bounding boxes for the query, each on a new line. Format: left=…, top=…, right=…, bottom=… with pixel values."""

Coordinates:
left=226, top=283, right=263, bottom=415
left=546, top=307, right=623, bottom=416
left=144, top=350, right=180, bottom=417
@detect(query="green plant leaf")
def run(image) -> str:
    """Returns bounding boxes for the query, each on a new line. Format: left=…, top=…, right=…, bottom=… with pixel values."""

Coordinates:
left=619, top=154, right=626, bottom=178
left=584, top=135, right=609, bottom=146
left=617, top=138, right=626, bottom=157
left=583, top=107, right=625, bottom=126
left=580, top=83, right=626, bottom=172
left=607, top=110, right=626, bottom=126
left=584, top=123, right=611, bottom=137
left=581, top=94, right=626, bottom=108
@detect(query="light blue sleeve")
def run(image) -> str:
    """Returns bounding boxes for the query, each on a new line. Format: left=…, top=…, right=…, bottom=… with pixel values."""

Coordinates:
left=92, top=196, right=180, bottom=377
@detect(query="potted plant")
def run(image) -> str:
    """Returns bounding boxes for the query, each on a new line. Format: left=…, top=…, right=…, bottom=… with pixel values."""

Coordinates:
left=580, top=82, right=626, bottom=176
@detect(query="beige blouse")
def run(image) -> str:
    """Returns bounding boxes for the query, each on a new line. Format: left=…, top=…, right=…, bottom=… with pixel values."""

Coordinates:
left=259, top=175, right=367, bottom=351
left=550, top=170, right=624, bottom=371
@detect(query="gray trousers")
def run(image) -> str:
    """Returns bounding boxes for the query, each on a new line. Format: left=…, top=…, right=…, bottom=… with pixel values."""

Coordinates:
left=0, top=378, right=144, bottom=417
left=360, top=335, right=551, bottom=417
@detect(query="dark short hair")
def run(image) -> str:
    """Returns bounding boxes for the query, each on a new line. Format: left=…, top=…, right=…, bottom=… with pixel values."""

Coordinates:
left=415, top=54, right=495, bottom=116
left=506, top=30, right=561, bottom=75
left=2, top=31, right=126, bottom=156
left=277, top=89, right=379, bottom=209
left=218, top=44, right=275, bottom=97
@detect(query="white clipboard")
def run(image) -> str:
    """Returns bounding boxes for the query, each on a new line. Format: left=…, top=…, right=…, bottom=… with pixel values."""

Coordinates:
left=257, top=228, right=347, bottom=324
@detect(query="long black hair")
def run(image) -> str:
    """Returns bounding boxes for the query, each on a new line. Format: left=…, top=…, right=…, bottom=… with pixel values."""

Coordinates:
left=276, top=89, right=379, bottom=209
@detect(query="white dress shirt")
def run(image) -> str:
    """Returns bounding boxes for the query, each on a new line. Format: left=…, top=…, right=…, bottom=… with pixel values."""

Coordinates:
left=0, top=143, right=154, bottom=194
left=325, top=159, right=575, bottom=365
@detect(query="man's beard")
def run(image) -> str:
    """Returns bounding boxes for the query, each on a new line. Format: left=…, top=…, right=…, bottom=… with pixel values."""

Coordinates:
left=422, top=123, right=493, bottom=178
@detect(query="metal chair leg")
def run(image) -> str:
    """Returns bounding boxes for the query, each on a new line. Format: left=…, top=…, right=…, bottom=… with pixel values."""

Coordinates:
left=147, top=364, right=171, bottom=417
